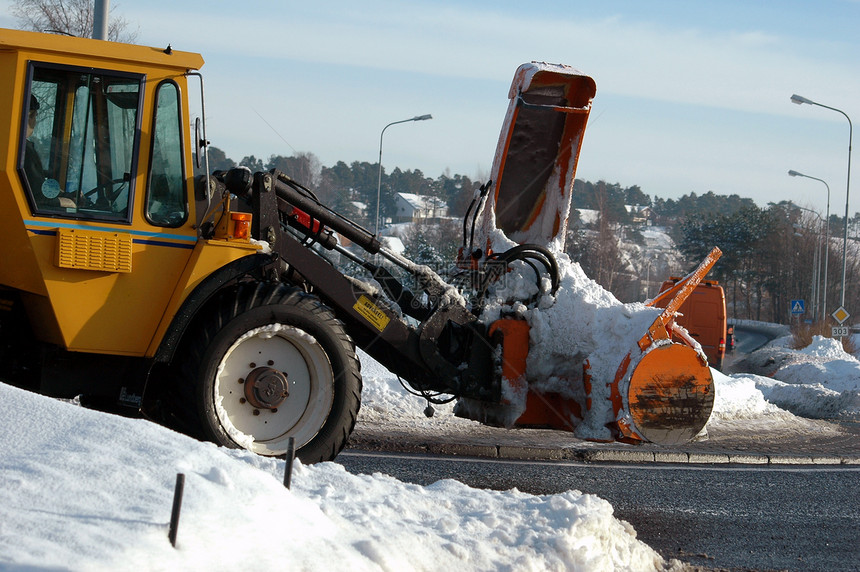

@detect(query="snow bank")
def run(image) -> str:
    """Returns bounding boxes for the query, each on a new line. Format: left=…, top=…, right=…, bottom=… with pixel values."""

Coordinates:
left=298, top=464, right=664, bottom=571
left=752, top=336, right=860, bottom=421
left=0, top=381, right=665, bottom=571
left=709, top=368, right=787, bottom=420
left=754, top=377, right=860, bottom=421
left=724, top=335, right=860, bottom=421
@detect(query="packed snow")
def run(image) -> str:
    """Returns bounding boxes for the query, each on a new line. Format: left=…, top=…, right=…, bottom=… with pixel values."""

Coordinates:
left=730, top=334, right=860, bottom=421
left=2, top=249, right=859, bottom=570
left=0, top=379, right=669, bottom=571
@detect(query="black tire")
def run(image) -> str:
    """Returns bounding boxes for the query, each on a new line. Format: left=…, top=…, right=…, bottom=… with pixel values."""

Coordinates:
left=178, top=282, right=361, bottom=463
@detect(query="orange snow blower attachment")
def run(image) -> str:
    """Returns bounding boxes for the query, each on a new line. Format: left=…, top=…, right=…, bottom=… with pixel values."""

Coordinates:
left=476, top=62, right=596, bottom=248
left=461, top=62, right=719, bottom=446
left=511, top=247, right=722, bottom=445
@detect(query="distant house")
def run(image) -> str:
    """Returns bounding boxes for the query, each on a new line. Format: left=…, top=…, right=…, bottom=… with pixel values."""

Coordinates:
left=625, top=205, right=653, bottom=225
left=573, top=206, right=652, bottom=228
left=394, top=193, right=449, bottom=222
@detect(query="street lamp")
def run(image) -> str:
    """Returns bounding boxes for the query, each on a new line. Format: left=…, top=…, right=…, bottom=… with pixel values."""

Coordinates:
left=789, top=203, right=824, bottom=321
left=375, top=114, right=433, bottom=235
left=788, top=170, right=830, bottom=319
left=644, top=255, right=658, bottom=299
left=92, top=0, right=109, bottom=40
left=790, top=94, right=853, bottom=313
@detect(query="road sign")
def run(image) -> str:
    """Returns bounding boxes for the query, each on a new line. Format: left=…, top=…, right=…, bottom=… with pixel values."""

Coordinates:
left=832, top=326, right=851, bottom=337
left=790, top=299, right=805, bottom=314
left=832, top=306, right=850, bottom=324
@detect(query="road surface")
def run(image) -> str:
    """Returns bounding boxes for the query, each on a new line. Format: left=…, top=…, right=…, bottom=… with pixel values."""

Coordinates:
left=723, top=324, right=776, bottom=372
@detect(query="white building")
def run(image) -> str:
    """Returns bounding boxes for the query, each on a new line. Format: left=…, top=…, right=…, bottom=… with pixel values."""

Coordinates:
left=394, top=193, right=449, bottom=222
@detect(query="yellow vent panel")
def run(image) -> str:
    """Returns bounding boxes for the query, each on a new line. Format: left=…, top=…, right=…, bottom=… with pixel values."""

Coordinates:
left=55, top=228, right=133, bottom=273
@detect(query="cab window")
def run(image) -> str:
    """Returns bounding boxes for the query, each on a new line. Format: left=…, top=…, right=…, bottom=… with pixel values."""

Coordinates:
left=146, top=81, right=187, bottom=227
left=19, top=63, right=142, bottom=222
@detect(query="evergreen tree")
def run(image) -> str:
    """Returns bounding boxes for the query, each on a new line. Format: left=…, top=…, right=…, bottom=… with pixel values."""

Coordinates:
left=403, top=228, right=445, bottom=268
left=439, top=172, right=482, bottom=217
left=207, top=146, right=236, bottom=172
left=623, top=184, right=650, bottom=206
left=193, top=146, right=235, bottom=177
left=266, top=152, right=320, bottom=187
left=572, top=180, right=630, bottom=223
left=239, top=155, right=264, bottom=173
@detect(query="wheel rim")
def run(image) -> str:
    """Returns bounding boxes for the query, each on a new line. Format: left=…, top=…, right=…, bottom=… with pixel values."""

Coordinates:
left=213, top=324, right=335, bottom=455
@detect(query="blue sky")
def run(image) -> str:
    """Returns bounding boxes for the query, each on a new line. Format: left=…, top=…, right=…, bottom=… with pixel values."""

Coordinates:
left=2, top=0, right=858, bottom=218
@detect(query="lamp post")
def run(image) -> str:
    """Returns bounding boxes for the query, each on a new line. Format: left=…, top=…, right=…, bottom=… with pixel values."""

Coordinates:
left=644, top=255, right=658, bottom=299
left=375, top=114, right=433, bottom=235
left=93, top=0, right=110, bottom=40
left=788, top=170, right=830, bottom=320
left=790, top=94, right=852, bottom=313
left=791, top=203, right=824, bottom=321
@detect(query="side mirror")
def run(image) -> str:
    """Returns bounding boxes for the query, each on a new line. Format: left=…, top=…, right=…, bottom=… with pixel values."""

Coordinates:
left=195, top=117, right=208, bottom=170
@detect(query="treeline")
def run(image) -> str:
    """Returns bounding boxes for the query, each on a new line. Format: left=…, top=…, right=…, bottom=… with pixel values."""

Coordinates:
left=571, top=180, right=758, bottom=226
left=197, top=147, right=481, bottom=229
left=678, top=202, right=858, bottom=323
left=567, top=180, right=858, bottom=324
left=199, top=148, right=859, bottom=325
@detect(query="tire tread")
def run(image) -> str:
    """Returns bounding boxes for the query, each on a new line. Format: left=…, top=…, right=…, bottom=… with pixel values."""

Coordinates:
left=169, top=281, right=361, bottom=463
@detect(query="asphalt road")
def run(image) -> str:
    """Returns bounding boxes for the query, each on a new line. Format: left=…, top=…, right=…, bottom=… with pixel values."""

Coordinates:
left=732, top=326, right=771, bottom=354
left=722, top=324, right=776, bottom=373
left=339, top=451, right=860, bottom=572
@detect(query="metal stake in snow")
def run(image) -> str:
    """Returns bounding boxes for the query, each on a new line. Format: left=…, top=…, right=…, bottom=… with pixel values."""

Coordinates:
left=283, top=437, right=295, bottom=489
left=168, top=473, right=185, bottom=548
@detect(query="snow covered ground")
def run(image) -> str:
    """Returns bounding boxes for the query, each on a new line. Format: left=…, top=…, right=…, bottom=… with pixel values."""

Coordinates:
left=3, top=335, right=859, bottom=571
left=0, top=377, right=669, bottom=571
left=729, top=333, right=860, bottom=422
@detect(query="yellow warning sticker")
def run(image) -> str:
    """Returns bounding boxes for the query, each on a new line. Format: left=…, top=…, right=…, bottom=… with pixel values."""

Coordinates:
left=353, top=295, right=390, bottom=332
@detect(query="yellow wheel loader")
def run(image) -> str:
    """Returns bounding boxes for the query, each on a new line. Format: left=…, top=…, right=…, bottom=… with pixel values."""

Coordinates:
left=0, top=29, right=718, bottom=462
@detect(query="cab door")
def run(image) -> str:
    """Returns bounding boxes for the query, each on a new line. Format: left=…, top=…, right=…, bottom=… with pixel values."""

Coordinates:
left=19, top=61, right=197, bottom=355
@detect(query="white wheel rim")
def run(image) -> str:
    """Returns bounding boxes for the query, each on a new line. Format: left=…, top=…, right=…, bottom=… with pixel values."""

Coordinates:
left=213, top=324, right=335, bottom=455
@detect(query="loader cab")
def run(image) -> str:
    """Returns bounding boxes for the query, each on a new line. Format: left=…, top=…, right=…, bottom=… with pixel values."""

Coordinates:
left=0, top=28, right=221, bottom=359
left=655, top=278, right=727, bottom=370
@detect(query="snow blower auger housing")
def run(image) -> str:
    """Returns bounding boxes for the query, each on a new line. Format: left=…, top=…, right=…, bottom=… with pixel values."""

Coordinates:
left=0, top=30, right=718, bottom=463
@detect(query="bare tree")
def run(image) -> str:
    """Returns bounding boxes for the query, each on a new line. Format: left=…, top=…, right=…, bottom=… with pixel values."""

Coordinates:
left=574, top=182, right=629, bottom=294
left=11, top=0, right=139, bottom=43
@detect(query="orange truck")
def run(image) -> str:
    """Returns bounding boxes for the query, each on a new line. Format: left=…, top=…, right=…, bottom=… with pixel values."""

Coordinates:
left=653, top=279, right=728, bottom=370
